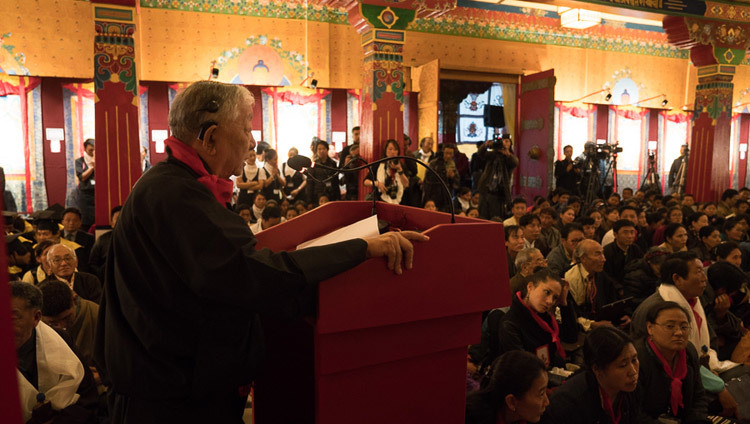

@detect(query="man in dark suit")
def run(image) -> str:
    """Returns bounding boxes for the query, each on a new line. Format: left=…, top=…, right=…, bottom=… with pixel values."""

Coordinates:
left=61, top=207, right=94, bottom=273
left=554, top=145, right=579, bottom=195
left=74, top=139, right=96, bottom=229
left=42, top=244, right=102, bottom=304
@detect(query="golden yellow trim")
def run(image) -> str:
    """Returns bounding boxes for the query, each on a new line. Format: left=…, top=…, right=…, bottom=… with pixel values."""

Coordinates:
left=126, top=111, right=132, bottom=196
left=116, top=106, right=122, bottom=205
left=105, top=111, right=112, bottom=218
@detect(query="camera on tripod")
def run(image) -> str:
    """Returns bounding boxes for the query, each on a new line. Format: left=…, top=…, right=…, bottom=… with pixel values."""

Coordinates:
left=585, top=141, right=622, bottom=160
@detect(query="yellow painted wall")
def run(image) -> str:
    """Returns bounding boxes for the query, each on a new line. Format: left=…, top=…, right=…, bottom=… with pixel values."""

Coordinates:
left=1, top=0, right=749, bottom=107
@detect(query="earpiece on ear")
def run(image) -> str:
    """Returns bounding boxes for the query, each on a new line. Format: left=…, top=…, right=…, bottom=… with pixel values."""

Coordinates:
left=198, top=121, right=218, bottom=140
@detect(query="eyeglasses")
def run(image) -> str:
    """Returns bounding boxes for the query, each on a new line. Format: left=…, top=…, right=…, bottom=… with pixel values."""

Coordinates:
left=51, top=255, right=76, bottom=265
left=654, top=322, right=691, bottom=333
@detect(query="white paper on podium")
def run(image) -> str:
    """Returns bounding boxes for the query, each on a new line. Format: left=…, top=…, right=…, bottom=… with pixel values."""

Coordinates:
left=296, top=214, right=379, bottom=250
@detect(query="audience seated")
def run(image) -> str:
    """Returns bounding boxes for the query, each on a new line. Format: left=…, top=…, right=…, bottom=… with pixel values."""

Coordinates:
left=546, top=223, right=583, bottom=278
left=622, top=247, right=668, bottom=307
left=658, top=223, right=688, bottom=253
left=503, top=198, right=526, bottom=227
left=538, top=207, right=560, bottom=250
left=497, top=269, right=578, bottom=370
left=22, top=239, right=57, bottom=285
left=690, top=225, right=720, bottom=265
left=42, top=244, right=102, bottom=304
left=602, top=219, right=643, bottom=286
left=11, top=281, right=98, bottom=424
left=630, top=252, right=745, bottom=418
left=635, top=301, right=710, bottom=423
left=39, top=280, right=99, bottom=366
left=565, top=239, right=628, bottom=331
left=505, top=225, right=524, bottom=278
left=542, top=327, right=642, bottom=424
left=60, top=208, right=95, bottom=274
left=510, top=248, right=546, bottom=294
left=249, top=205, right=282, bottom=234
left=465, top=351, right=549, bottom=424
left=520, top=214, right=550, bottom=256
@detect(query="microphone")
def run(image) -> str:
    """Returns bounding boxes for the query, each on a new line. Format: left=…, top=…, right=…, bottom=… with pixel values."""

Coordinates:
left=286, top=153, right=456, bottom=223
left=287, top=155, right=312, bottom=172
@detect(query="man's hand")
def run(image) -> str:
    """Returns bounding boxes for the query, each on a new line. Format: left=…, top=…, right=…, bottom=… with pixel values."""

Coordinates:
left=558, top=280, right=570, bottom=306
left=718, top=388, right=739, bottom=418
left=566, top=163, right=573, bottom=172
left=715, top=294, right=731, bottom=320
left=591, top=320, right=613, bottom=329
left=619, top=315, right=632, bottom=329
left=365, top=231, right=430, bottom=274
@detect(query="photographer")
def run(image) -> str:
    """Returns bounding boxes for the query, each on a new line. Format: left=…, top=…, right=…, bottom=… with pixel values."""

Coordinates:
left=476, top=135, right=518, bottom=220
left=668, top=144, right=688, bottom=195
left=364, top=139, right=410, bottom=205
left=554, top=145, right=579, bottom=195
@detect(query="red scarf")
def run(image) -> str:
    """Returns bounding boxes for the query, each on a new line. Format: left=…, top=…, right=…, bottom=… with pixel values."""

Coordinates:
left=647, top=337, right=687, bottom=415
left=687, top=298, right=703, bottom=331
left=599, top=386, right=621, bottom=424
left=516, top=291, right=565, bottom=359
left=165, top=137, right=234, bottom=204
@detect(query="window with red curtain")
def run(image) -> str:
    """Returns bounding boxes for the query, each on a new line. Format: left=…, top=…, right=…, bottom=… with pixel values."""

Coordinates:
left=261, top=86, right=332, bottom=158
left=555, top=102, right=595, bottom=160
left=609, top=106, right=648, bottom=192
left=0, top=75, right=41, bottom=212
left=659, top=111, right=691, bottom=193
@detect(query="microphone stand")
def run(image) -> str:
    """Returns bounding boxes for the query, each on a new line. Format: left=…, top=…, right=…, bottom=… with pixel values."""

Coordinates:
left=298, top=155, right=456, bottom=224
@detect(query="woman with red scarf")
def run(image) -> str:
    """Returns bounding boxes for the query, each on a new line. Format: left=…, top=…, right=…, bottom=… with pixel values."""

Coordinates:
left=496, top=269, right=578, bottom=370
left=636, top=301, right=709, bottom=423
left=543, top=327, right=644, bottom=424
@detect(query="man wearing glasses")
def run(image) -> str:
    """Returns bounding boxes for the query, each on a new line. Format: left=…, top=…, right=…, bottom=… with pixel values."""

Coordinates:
left=41, top=244, right=102, bottom=304
left=97, top=80, right=428, bottom=423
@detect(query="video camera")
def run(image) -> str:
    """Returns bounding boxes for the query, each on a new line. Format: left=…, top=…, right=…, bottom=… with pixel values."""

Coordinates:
left=490, top=134, right=511, bottom=150
left=584, top=141, right=622, bottom=160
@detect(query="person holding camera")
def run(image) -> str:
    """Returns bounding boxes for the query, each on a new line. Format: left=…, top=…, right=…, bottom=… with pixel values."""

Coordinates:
left=364, top=139, right=410, bottom=205
left=668, top=144, right=689, bottom=195
left=476, top=135, right=518, bottom=220
left=554, top=145, right=579, bottom=195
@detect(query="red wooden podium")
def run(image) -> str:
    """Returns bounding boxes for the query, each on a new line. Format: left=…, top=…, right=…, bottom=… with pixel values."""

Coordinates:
left=252, top=201, right=509, bottom=423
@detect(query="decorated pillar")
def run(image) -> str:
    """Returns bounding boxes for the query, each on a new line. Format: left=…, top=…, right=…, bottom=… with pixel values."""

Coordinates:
left=664, top=16, right=750, bottom=201
left=347, top=4, right=415, bottom=164
left=345, top=0, right=454, bottom=199
left=92, top=1, right=141, bottom=226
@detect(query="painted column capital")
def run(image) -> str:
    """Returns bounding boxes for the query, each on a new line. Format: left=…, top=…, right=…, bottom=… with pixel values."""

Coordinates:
left=664, top=15, right=750, bottom=66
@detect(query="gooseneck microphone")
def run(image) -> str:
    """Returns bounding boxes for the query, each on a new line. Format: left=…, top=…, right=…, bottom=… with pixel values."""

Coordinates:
left=287, top=153, right=456, bottom=223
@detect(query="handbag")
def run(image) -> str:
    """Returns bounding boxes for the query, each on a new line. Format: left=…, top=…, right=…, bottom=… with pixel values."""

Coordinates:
left=725, top=376, right=750, bottom=420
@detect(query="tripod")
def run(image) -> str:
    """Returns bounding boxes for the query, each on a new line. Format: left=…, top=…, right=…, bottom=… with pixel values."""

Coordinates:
left=673, top=152, right=689, bottom=196
left=582, top=156, right=601, bottom=206
left=640, top=153, right=661, bottom=193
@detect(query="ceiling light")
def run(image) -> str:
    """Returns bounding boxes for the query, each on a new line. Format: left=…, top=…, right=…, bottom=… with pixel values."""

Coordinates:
left=560, top=8, right=601, bottom=30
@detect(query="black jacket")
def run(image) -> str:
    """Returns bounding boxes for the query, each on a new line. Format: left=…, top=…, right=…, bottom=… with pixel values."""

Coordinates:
left=634, top=338, right=709, bottom=424
left=554, top=158, right=578, bottom=194
left=542, top=371, right=651, bottom=424
left=496, top=292, right=578, bottom=369
left=622, top=259, right=659, bottom=307
left=42, top=272, right=102, bottom=304
left=96, top=155, right=366, bottom=406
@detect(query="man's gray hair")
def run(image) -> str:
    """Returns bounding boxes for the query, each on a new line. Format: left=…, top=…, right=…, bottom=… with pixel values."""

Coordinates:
left=573, top=239, right=599, bottom=262
left=10, top=281, right=42, bottom=311
left=168, top=81, right=254, bottom=143
left=515, top=247, right=540, bottom=268
left=46, top=243, right=76, bottom=264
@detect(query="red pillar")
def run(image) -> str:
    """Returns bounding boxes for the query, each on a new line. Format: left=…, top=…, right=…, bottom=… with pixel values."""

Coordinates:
left=92, top=1, right=141, bottom=225
left=663, top=15, right=750, bottom=201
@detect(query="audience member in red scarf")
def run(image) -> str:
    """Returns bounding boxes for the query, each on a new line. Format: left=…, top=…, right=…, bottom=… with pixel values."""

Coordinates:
left=543, top=327, right=645, bottom=424
left=636, top=301, right=709, bottom=423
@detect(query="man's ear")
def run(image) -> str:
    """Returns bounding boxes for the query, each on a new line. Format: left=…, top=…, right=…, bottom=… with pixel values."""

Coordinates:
left=197, top=124, right=218, bottom=155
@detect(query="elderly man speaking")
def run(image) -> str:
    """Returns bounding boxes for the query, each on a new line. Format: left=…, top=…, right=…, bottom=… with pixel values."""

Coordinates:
left=96, top=81, right=428, bottom=423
